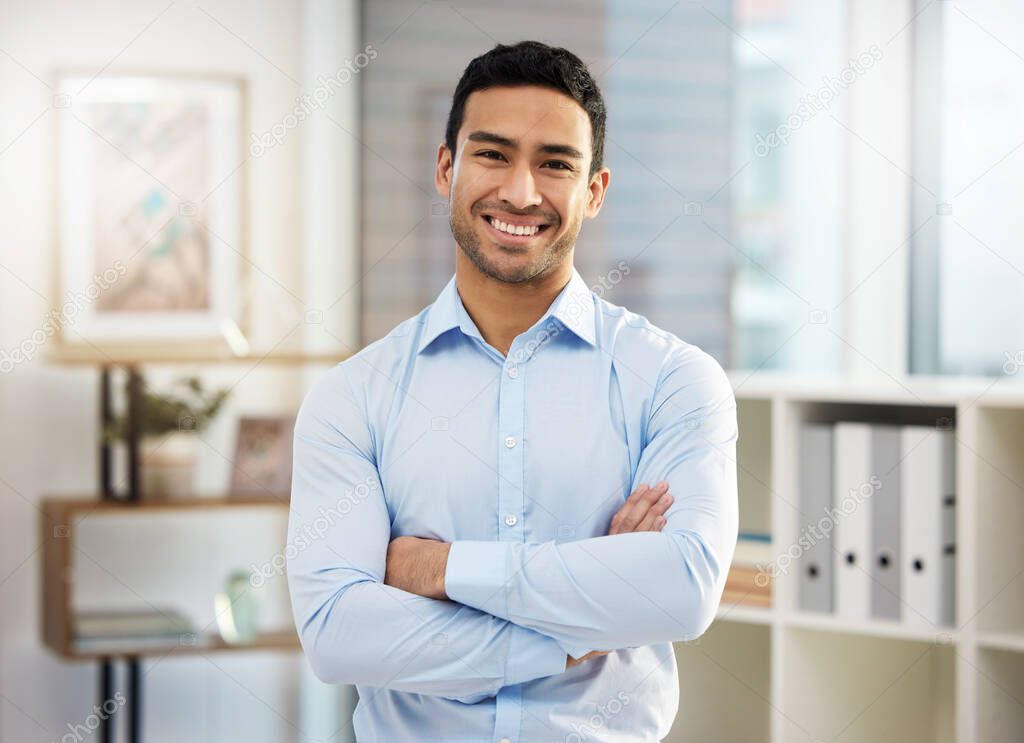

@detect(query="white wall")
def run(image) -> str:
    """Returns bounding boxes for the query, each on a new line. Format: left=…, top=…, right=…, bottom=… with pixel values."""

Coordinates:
left=0, top=1, right=359, bottom=740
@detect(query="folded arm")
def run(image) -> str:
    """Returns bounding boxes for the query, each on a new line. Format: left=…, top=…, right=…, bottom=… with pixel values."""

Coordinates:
left=287, top=366, right=567, bottom=701
left=443, top=350, right=739, bottom=657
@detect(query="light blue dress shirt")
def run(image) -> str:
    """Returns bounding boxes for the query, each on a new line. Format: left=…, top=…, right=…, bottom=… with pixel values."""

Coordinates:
left=287, top=266, right=738, bottom=742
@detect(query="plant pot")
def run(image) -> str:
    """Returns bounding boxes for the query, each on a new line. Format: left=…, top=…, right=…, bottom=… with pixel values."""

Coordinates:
left=140, top=432, right=198, bottom=501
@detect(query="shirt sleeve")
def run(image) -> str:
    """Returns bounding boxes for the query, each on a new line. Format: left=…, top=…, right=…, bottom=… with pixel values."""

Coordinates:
left=287, top=364, right=568, bottom=701
left=443, top=348, right=739, bottom=655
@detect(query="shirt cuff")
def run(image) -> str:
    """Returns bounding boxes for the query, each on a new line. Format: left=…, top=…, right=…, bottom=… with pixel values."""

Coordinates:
left=444, top=540, right=511, bottom=617
left=505, top=625, right=568, bottom=686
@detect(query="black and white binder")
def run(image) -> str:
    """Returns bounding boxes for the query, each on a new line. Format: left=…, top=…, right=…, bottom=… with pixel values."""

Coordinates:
left=833, top=422, right=873, bottom=620
left=799, top=423, right=834, bottom=613
left=900, top=425, right=956, bottom=627
left=871, top=425, right=902, bottom=621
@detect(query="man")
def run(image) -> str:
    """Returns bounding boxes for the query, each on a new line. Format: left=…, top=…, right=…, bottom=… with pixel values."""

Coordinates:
left=288, top=40, right=738, bottom=742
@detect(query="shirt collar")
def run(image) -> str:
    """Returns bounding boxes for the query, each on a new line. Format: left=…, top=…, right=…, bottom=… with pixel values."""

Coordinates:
left=416, top=267, right=597, bottom=354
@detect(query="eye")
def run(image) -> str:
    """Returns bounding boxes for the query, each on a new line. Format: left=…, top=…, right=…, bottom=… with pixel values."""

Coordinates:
left=543, top=160, right=573, bottom=171
left=476, top=150, right=506, bottom=161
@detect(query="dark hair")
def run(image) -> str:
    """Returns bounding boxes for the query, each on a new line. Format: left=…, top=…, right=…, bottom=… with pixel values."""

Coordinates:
left=444, top=40, right=607, bottom=179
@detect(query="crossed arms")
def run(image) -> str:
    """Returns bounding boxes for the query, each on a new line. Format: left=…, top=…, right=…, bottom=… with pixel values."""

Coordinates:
left=286, top=353, right=738, bottom=700
left=382, top=480, right=677, bottom=671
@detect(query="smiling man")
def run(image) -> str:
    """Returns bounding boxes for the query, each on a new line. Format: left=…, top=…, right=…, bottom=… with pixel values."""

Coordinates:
left=288, top=41, right=738, bottom=742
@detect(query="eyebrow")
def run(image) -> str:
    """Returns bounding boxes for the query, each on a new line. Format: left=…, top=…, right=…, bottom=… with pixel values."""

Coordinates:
left=466, top=130, right=584, bottom=160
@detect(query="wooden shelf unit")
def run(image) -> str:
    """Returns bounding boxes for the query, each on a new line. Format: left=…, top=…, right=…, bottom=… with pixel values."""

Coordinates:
left=40, top=496, right=298, bottom=661
left=40, top=349, right=336, bottom=742
left=664, top=373, right=1024, bottom=743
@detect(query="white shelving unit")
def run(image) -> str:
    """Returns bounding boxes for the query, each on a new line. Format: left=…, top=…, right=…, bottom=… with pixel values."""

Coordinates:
left=664, top=372, right=1024, bottom=743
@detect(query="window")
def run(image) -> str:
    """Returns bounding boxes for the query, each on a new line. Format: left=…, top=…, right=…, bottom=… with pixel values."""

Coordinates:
left=910, top=0, right=1024, bottom=376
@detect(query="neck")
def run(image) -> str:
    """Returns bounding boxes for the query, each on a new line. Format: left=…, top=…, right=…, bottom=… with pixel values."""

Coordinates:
left=454, top=251, right=573, bottom=357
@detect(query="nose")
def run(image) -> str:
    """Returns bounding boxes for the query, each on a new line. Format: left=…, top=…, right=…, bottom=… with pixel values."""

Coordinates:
left=496, top=159, right=542, bottom=211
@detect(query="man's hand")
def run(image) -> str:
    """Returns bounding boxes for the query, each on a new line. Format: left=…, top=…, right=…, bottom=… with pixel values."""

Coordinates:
left=607, top=481, right=673, bottom=535
left=384, top=535, right=452, bottom=600
left=564, top=485, right=673, bottom=671
left=565, top=650, right=611, bottom=669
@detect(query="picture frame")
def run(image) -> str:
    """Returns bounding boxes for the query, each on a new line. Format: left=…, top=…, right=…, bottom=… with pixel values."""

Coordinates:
left=52, top=70, right=249, bottom=357
left=228, top=415, right=295, bottom=498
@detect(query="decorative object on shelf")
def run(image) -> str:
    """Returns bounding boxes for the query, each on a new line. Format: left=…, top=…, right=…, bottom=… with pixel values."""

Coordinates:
left=138, top=432, right=199, bottom=501
left=213, top=569, right=263, bottom=645
left=228, top=415, right=296, bottom=499
left=104, top=375, right=231, bottom=500
left=53, top=71, right=248, bottom=355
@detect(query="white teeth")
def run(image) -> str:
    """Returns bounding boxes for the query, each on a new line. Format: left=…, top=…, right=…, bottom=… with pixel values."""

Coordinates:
left=488, top=217, right=540, bottom=236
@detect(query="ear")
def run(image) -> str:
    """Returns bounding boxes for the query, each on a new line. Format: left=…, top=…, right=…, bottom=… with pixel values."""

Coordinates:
left=434, top=142, right=454, bottom=199
left=584, top=166, right=611, bottom=219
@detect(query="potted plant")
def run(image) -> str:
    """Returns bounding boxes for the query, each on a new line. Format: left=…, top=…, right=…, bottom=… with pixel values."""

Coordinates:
left=104, top=375, right=231, bottom=500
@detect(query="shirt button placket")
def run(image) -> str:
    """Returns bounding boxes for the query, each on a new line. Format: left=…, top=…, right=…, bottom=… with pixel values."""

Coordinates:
left=494, top=352, right=526, bottom=743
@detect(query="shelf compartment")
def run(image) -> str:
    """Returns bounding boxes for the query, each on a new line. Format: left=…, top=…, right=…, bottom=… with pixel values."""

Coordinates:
left=779, top=628, right=955, bottom=743
left=973, top=406, right=1024, bottom=635
left=775, top=399, right=959, bottom=618
left=41, top=498, right=296, bottom=660
left=976, top=647, right=1024, bottom=743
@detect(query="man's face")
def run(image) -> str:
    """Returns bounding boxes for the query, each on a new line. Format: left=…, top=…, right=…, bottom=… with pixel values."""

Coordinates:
left=435, top=85, right=609, bottom=284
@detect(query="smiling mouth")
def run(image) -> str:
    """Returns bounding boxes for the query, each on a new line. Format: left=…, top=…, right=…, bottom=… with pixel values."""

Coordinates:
left=481, top=215, right=552, bottom=243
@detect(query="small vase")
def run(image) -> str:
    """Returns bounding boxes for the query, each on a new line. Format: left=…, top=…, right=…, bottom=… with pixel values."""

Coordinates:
left=139, top=432, right=198, bottom=501
left=214, top=570, right=263, bottom=644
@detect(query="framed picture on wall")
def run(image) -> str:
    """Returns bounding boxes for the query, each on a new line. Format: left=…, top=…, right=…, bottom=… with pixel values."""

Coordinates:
left=52, top=71, right=248, bottom=356
left=228, top=416, right=295, bottom=498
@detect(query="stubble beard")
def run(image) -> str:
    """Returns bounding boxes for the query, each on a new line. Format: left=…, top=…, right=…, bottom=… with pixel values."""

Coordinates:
left=450, top=203, right=580, bottom=285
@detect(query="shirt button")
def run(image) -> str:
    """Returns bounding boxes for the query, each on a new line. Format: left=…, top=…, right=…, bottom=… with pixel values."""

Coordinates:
left=499, top=738, right=512, bottom=743
left=504, top=514, right=518, bottom=527
left=504, top=436, right=517, bottom=448
left=506, top=365, right=519, bottom=379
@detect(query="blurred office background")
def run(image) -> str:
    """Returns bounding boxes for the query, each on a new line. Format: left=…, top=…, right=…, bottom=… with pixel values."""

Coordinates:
left=1, top=1, right=1022, bottom=741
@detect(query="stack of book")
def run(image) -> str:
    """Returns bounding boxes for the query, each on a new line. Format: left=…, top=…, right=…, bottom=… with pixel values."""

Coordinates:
left=74, top=608, right=196, bottom=653
left=723, top=532, right=772, bottom=608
